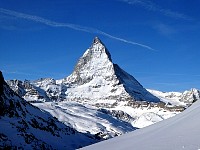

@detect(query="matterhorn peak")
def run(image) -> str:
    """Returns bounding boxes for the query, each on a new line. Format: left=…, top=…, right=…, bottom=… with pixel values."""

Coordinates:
left=65, top=38, right=159, bottom=102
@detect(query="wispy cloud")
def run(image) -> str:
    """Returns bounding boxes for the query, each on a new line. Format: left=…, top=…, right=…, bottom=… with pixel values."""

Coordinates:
left=0, top=8, right=155, bottom=51
left=120, top=0, right=193, bottom=21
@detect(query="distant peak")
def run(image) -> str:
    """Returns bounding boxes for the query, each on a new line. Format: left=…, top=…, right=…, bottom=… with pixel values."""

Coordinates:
left=93, top=37, right=101, bottom=44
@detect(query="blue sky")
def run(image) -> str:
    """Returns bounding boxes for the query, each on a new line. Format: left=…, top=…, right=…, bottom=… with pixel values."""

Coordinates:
left=0, top=0, right=200, bottom=92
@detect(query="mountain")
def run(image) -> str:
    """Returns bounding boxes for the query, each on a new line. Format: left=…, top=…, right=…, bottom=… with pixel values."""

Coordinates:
left=81, top=98, right=200, bottom=150
left=5, top=37, right=200, bottom=143
left=0, top=71, right=99, bottom=149
left=63, top=37, right=160, bottom=102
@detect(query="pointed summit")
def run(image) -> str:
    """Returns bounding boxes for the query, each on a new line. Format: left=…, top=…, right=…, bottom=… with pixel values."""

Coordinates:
left=93, top=36, right=101, bottom=44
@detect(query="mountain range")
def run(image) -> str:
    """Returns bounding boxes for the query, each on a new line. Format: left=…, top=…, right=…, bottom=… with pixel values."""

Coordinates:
left=1, top=37, right=200, bottom=149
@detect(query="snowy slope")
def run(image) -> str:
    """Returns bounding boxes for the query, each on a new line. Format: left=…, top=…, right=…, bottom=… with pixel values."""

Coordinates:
left=29, top=99, right=180, bottom=135
left=32, top=101, right=135, bottom=139
left=81, top=99, right=200, bottom=150
left=0, top=71, right=99, bottom=149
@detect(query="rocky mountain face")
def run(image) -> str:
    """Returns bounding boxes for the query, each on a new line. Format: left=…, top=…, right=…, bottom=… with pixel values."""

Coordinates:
left=0, top=71, right=99, bottom=149
left=4, top=37, right=200, bottom=146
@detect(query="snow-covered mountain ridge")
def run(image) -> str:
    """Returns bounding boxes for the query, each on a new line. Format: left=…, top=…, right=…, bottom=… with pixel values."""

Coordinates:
left=5, top=37, right=200, bottom=147
left=0, top=71, right=99, bottom=149
left=148, top=88, right=200, bottom=106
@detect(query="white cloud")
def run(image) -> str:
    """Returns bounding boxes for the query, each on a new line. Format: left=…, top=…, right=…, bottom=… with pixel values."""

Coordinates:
left=0, top=8, right=155, bottom=51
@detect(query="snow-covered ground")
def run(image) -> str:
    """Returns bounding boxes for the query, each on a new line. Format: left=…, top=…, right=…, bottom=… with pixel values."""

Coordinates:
left=81, top=99, right=200, bottom=150
left=33, top=101, right=135, bottom=139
